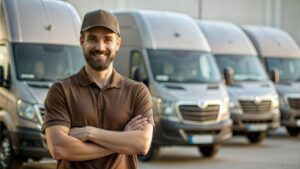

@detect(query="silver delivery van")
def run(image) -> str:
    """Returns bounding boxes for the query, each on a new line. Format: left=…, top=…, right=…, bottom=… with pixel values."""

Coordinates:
left=196, top=20, right=280, bottom=143
left=113, top=10, right=232, bottom=161
left=243, top=26, right=300, bottom=137
left=0, top=0, right=84, bottom=168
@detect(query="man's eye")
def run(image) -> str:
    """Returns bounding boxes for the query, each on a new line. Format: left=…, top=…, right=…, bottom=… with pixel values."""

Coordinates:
left=105, top=39, right=113, bottom=42
left=87, top=38, right=96, bottom=42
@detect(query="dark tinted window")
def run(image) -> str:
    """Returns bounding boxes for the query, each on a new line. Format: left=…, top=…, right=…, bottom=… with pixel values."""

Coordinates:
left=13, top=43, right=84, bottom=81
left=148, top=50, right=221, bottom=83
left=214, top=54, right=268, bottom=81
left=266, top=57, right=300, bottom=82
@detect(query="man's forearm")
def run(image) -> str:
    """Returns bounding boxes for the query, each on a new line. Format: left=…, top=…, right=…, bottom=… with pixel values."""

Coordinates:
left=53, top=135, right=113, bottom=161
left=87, top=124, right=153, bottom=155
left=46, top=126, right=114, bottom=161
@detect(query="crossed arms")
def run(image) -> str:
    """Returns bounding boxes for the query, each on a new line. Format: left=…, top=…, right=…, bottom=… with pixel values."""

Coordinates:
left=45, top=115, right=153, bottom=161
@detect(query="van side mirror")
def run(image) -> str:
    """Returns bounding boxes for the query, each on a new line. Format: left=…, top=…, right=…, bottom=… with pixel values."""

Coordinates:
left=132, top=67, right=149, bottom=86
left=224, top=67, right=234, bottom=85
left=270, top=68, right=279, bottom=83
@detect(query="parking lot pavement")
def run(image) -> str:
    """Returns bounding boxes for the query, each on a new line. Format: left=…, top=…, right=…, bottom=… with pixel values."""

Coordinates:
left=22, top=127, right=300, bottom=169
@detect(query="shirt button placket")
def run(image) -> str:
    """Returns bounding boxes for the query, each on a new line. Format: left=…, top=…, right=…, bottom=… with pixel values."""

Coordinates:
left=97, top=91, right=104, bottom=127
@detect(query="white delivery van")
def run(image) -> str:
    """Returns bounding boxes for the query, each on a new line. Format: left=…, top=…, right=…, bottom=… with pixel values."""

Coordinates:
left=243, top=26, right=300, bottom=137
left=197, top=20, right=280, bottom=144
left=113, top=10, right=232, bottom=161
left=0, top=0, right=84, bottom=168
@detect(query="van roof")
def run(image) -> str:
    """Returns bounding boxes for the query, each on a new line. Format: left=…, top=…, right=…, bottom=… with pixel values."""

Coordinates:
left=114, top=10, right=211, bottom=51
left=0, top=0, right=81, bottom=46
left=242, top=26, right=300, bottom=58
left=196, top=20, right=257, bottom=55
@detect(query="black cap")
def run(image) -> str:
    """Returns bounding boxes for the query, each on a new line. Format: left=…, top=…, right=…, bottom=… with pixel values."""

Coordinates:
left=81, top=9, right=120, bottom=35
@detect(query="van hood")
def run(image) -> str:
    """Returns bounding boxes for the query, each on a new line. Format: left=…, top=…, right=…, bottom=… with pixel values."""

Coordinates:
left=227, top=81, right=277, bottom=99
left=22, top=82, right=51, bottom=105
left=152, top=82, right=228, bottom=101
left=276, top=82, right=300, bottom=97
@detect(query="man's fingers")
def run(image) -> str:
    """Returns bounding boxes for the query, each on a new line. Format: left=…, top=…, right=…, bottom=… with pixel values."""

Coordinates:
left=132, top=123, right=145, bottom=130
left=125, top=116, right=148, bottom=131
left=131, top=119, right=148, bottom=130
left=130, top=115, right=142, bottom=122
left=132, top=117, right=148, bottom=125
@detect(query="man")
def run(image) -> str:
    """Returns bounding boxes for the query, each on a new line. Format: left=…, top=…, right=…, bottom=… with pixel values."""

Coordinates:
left=42, top=9, right=154, bottom=169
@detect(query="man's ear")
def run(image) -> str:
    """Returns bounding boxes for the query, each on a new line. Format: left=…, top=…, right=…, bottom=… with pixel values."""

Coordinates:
left=80, top=35, right=84, bottom=47
left=116, top=36, right=122, bottom=51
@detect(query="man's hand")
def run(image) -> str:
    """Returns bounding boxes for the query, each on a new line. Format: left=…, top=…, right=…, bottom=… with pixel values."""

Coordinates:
left=69, top=126, right=91, bottom=142
left=124, top=115, right=148, bottom=131
left=69, top=115, right=148, bottom=141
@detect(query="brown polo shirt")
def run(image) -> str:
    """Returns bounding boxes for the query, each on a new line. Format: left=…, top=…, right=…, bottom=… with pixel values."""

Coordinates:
left=42, top=67, right=154, bottom=169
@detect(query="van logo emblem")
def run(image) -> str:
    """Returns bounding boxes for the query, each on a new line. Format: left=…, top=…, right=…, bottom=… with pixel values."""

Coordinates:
left=45, top=24, right=52, bottom=31
left=254, top=97, right=261, bottom=105
left=197, top=100, right=207, bottom=109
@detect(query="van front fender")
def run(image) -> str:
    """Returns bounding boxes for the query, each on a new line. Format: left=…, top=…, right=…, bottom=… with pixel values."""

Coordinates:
left=0, top=109, right=16, bottom=131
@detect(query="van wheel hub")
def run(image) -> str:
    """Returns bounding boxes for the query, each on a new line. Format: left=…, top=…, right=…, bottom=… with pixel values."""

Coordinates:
left=0, top=137, right=11, bottom=168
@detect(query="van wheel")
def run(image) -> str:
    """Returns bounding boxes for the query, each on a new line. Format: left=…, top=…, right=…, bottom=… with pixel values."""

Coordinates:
left=138, top=145, right=159, bottom=162
left=246, top=132, right=266, bottom=143
left=32, top=157, right=43, bottom=162
left=0, top=130, right=23, bottom=169
left=198, top=145, right=220, bottom=158
left=286, top=127, right=300, bottom=137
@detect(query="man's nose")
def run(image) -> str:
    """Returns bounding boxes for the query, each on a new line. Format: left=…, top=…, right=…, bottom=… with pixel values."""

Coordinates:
left=95, top=40, right=105, bottom=51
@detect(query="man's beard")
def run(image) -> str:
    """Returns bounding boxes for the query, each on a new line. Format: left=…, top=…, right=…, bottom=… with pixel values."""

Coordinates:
left=83, top=49, right=115, bottom=71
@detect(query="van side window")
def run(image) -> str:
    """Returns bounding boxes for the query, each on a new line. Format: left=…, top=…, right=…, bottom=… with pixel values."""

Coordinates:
left=130, top=51, right=148, bottom=83
left=0, top=45, right=10, bottom=81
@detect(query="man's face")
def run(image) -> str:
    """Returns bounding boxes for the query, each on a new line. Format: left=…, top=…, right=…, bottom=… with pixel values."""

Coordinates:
left=80, top=27, right=121, bottom=71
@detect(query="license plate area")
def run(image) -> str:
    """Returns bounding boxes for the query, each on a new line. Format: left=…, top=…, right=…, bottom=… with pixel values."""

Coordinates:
left=247, top=124, right=268, bottom=131
left=188, top=135, right=213, bottom=144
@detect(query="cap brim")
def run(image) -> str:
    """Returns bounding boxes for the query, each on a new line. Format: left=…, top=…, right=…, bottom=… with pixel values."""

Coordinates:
left=81, top=24, right=120, bottom=35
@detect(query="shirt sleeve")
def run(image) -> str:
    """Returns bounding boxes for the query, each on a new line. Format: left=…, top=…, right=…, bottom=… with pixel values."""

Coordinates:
left=42, top=82, right=71, bottom=134
left=132, top=83, right=155, bottom=127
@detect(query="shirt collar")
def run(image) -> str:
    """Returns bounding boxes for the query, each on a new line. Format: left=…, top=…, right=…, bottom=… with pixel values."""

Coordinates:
left=77, top=67, right=123, bottom=88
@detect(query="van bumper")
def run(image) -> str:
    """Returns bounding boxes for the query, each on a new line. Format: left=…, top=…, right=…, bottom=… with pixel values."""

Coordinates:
left=9, top=127, right=51, bottom=159
left=231, top=112, right=280, bottom=132
left=280, top=107, right=300, bottom=127
left=153, top=118, right=232, bottom=146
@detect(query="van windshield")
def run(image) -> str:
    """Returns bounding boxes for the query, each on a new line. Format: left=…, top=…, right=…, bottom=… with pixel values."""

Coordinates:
left=266, top=57, right=300, bottom=82
left=13, top=43, right=84, bottom=82
left=214, top=54, right=268, bottom=81
left=148, top=50, right=221, bottom=83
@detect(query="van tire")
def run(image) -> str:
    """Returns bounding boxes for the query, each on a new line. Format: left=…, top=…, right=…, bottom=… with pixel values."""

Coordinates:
left=246, top=132, right=266, bottom=143
left=286, top=127, right=300, bottom=137
left=198, top=145, right=220, bottom=158
left=138, top=145, right=159, bottom=162
left=32, top=157, right=43, bottom=162
left=0, top=130, right=23, bottom=169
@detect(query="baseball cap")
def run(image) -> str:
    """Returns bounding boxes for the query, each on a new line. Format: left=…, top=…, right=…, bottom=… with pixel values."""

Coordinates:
left=81, top=9, right=120, bottom=36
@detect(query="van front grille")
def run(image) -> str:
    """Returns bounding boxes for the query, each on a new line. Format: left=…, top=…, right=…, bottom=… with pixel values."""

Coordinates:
left=239, top=100, right=271, bottom=113
left=288, top=98, right=300, bottom=110
left=179, top=104, right=219, bottom=122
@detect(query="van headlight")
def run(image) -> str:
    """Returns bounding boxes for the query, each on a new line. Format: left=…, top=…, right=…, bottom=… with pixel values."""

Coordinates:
left=220, top=96, right=229, bottom=113
left=220, top=96, right=230, bottom=120
left=17, top=100, right=39, bottom=123
left=271, top=94, right=279, bottom=109
left=153, top=97, right=178, bottom=121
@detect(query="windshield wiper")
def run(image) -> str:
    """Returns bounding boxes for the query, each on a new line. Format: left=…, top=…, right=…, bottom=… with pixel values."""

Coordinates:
left=281, top=80, right=293, bottom=85
left=238, top=78, right=261, bottom=82
left=35, top=77, right=55, bottom=82
left=184, top=79, right=208, bottom=83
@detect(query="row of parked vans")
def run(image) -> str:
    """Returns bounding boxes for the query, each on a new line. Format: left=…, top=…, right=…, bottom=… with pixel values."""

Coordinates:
left=0, top=0, right=299, bottom=168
